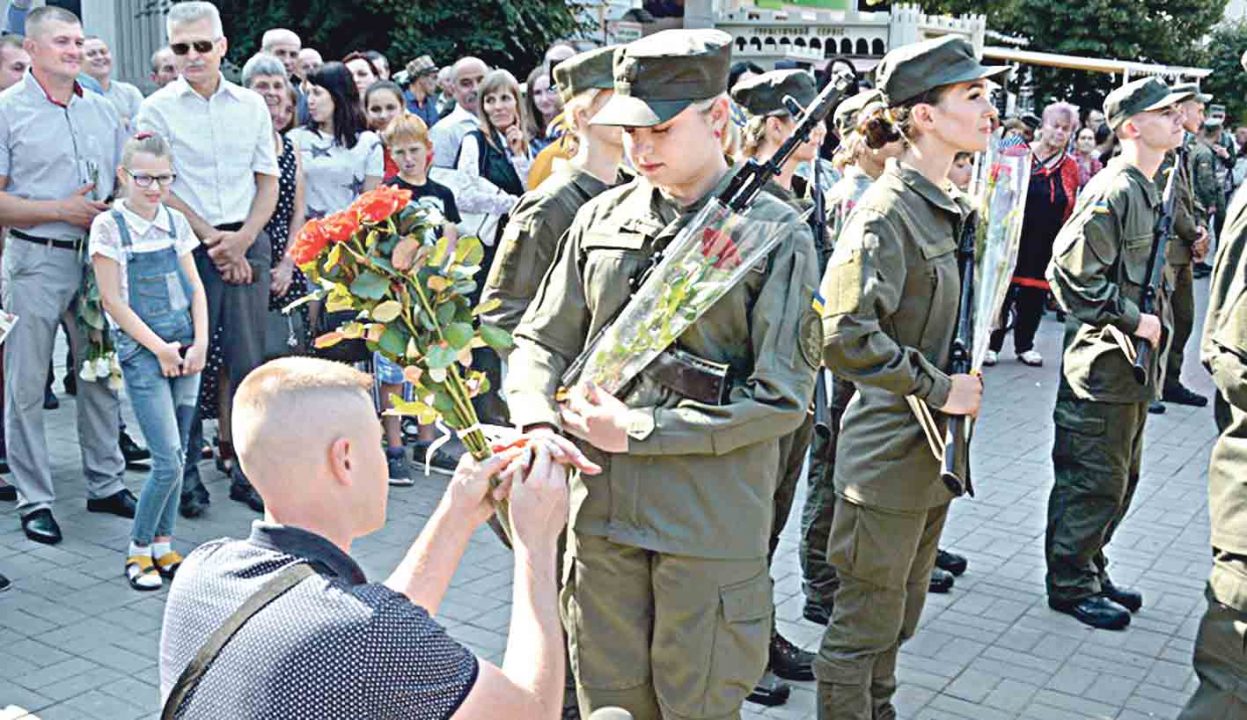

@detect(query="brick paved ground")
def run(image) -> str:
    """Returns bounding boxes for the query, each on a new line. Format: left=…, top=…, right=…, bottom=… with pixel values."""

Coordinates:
left=0, top=279, right=1221, bottom=720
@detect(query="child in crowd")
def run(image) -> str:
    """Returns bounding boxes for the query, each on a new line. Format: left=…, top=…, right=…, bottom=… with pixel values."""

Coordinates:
left=364, top=80, right=405, bottom=180
left=90, top=132, right=208, bottom=591
left=949, top=151, right=974, bottom=192
left=378, top=113, right=462, bottom=480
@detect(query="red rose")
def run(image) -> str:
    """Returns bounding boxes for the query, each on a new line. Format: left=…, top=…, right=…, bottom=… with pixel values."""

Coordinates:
left=701, top=227, right=742, bottom=270
left=290, top=218, right=331, bottom=266
left=322, top=211, right=361, bottom=243
left=355, top=185, right=412, bottom=224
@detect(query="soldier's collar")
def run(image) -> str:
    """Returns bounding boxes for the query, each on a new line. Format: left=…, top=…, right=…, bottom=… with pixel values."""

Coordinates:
left=891, top=159, right=962, bottom=218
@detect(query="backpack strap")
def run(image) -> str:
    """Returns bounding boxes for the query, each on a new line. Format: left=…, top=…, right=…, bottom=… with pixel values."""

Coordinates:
left=161, top=562, right=319, bottom=720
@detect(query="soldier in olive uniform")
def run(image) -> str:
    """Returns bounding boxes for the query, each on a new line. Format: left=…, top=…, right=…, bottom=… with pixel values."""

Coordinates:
left=813, top=36, right=999, bottom=719
left=730, top=68, right=824, bottom=704
left=506, top=30, right=820, bottom=719
left=1178, top=152, right=1247, bottom=719
left=1158, top=83, right=1213, bottom=412
left=1044, top=78, right=1187, bottom=631
left=481, top=46, right=623, bottom=338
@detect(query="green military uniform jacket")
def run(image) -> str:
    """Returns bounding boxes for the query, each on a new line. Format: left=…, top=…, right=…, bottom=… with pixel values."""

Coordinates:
left=506, top=170, right=821, bottom=560
left=1170, top=136, right=1204, bottom=266
left=481, top=166, right=614, bottom=335
left=1202, top=182, right=1247, bottom=574
left=816, top=160, right=967, bottom=511
left=1046, top=158, right=1172, bottom=404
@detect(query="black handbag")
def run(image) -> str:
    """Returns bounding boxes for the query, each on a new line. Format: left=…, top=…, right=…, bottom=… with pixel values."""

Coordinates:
left=311, top=305, right=370, bottom=364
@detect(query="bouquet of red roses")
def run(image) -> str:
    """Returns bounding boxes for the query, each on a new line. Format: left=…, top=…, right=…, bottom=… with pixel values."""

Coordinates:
left=287, top=185, right=512, bottom=464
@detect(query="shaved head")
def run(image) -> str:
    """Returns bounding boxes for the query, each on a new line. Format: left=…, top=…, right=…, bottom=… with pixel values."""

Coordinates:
left=234, top=358, right=389, bottom=544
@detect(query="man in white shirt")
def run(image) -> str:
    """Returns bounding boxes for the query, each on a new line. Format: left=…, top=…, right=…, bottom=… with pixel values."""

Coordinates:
left=135, top=1, right=278, bottom=518
left=429, top=56, right=487, bottom=169
left=82, top=36, right=144, bottom=127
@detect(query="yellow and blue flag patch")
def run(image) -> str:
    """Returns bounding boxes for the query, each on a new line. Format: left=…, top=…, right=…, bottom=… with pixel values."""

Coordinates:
left=812, top=291, right=826, bottom=315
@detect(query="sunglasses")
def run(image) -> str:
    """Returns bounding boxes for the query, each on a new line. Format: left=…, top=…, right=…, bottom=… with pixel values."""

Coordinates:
left=125, top=170, right=177, bottom=188
left=170, top=40, right=217, bottom=55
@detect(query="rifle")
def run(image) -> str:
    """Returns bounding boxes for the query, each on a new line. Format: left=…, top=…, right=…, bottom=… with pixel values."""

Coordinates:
left=790, top=100, right=833, bottom=439
left=1132, top=150, right=1181, bottom=384
left=941, top=213, right=977, bottom=498
left=560, top=69, right=855, bottom=392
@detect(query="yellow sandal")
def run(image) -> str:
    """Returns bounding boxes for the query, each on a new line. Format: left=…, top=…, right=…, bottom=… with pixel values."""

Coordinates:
left=154, top=550, right=183, bottom=580
left=126, top=555, right=162, bottom=591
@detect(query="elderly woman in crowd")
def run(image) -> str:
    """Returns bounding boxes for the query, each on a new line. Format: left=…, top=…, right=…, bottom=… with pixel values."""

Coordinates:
left=986, top=100, right=1082, bottom=368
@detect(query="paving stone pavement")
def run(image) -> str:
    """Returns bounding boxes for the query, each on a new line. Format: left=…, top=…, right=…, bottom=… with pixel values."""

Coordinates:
left=0, top=279, right=1223, bottom=720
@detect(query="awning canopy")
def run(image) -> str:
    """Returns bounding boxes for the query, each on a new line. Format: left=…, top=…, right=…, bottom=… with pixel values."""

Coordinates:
left=982, top=46, right=1211, bottom=83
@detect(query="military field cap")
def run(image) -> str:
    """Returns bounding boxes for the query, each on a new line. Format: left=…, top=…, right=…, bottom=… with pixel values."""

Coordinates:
left=1205, top=117, right=1225, bottom=129
left=730, top=69, right=817, bottom=118
left=592, top=29, right=732, bottom=127
left=405, top=55, right=437, bottom=78
left=1171, top=82, right=1211, bottom=105
left=874, top=35, right=1010, bottom=107
left=1104, top=77, right=1188, bottom=131
left=1020, top=113, right=1041, bottom=131
left=833, top=88, right=883, bottom=136
left=553, top=46, right=617, bottom=104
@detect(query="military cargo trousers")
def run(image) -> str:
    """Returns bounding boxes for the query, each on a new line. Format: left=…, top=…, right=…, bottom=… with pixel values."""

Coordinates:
left=562, top=532, right=772, bottom=720
left=813, top=497, right=949, bottom=720
left=1165, top=261, right=1194, bottom=390
left=1179, top=553, right=1247, bottom=719
left=1045, top=394, right=1148, bottom=603
left=800, top=375, right=856, bottom=606
left=771, top=411, right=815, bottom=563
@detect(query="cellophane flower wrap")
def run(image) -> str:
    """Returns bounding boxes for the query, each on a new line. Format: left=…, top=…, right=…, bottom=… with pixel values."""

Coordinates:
left=573, top=199, right=795, bottom=395
left=287, top=185, right=513, bottom=463
left=970, top=136, right=1032, bottom=372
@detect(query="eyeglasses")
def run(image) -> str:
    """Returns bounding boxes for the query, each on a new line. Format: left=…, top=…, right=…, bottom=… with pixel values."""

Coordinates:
left=170, top=40, right=217, bottom=55
left=125, top=170, right=177, bottom=188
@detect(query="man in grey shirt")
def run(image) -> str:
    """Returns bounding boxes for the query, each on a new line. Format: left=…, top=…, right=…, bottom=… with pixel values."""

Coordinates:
left=0, top=6, right=132, bottom=545
left=82, top=36, right=144, bottom=127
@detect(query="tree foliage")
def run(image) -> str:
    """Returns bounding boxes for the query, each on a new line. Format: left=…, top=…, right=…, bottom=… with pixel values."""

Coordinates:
left=146, top=0, right=583, bottom=75
left=1200, top=20, right=1247, bottom=123
left=923, top=0, right=1226, bottom=112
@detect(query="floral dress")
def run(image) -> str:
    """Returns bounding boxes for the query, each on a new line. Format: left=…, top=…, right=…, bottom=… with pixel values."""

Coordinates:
left=198, top=135, right=302, bottom=418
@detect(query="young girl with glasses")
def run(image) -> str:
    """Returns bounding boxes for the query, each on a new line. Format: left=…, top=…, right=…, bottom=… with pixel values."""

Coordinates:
left=90, top=132, right=209, bottom=591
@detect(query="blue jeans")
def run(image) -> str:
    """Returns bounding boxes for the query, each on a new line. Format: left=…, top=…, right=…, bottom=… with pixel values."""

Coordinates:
left=122, top=345, right=199, bottom=544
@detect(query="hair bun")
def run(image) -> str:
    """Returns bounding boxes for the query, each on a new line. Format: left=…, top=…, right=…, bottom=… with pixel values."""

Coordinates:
left=861, top=110, right=902, bottom=150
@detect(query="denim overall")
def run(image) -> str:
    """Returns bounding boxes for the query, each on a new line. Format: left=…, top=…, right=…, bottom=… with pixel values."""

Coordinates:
left=112, top=207, right=200, bottom=545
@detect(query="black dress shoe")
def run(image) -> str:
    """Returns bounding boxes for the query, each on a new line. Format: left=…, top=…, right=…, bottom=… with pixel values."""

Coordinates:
left=745, top=670, right=790, bottom=707
left=230, top=481, right=265, bottom=513
left=21, top=509, right=62, bottom=544
left=1103, top=581, right=1143, bottom=613
left=770, top=631, right=815, bottom=681
left=179, top=493, right=207, bottom=519
left=929, top=567, right=955, bottom=594
left=936, top=549, right=968, bottom=576
left=86, top=488, right=138, bottom=518
left=42, top=387, right=59, bottom=410
left=1049, top=595, right=1131, bottom=630
left=0, top=572, right=9, bottom=592
left=1162, top=384, right=1209, bottom=408
left=0, top=484, right=15, bottom=502
left=1148, top=400, right=1166, bottom=415
left=803, top=598, right=833, bottom=625
left=119, top=431, right=151, bottom=467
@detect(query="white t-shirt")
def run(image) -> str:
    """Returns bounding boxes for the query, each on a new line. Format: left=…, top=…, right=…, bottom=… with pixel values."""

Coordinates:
left=89, top=200, right=199, bottom=322
left=286, top=127, right=384, bottom=218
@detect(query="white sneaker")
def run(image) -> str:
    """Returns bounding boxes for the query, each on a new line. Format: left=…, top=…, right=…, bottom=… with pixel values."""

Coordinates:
left=983, top=350, right=998, bottom=367
left=1018, top=350, right=1044, bottom=367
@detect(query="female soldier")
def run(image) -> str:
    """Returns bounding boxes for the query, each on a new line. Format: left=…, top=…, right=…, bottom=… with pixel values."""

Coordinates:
left=730, top=68, right=825, bottom=705
left=813, top=36, right=1002, bottom=718
left=507, top=30, right=820, bottom=720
